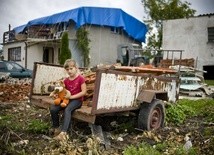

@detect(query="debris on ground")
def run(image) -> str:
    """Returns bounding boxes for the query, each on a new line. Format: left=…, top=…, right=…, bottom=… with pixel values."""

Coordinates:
left=0, top=78, right=31, bottom=102
left=1, top=97, right=214, bottom=154
left=170, top=65, right=214, bottom=98
left=0, top=72, right=10, bottom=82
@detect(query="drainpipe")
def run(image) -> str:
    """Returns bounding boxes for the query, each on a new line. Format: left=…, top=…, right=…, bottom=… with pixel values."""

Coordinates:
left=24, top=41, right=28, bottom=69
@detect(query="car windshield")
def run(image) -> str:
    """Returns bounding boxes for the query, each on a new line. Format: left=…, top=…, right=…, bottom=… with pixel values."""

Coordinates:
left=5, top=62, right=23, bottom=71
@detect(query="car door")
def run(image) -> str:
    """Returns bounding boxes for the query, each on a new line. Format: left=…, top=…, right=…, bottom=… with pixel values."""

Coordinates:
left=0, top=62, right=6, bottom=71
left=4, top=61, right=27, bottom=78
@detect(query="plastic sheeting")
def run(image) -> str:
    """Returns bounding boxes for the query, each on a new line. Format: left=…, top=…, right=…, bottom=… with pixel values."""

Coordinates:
left=13, top=7, right=147, bottom=42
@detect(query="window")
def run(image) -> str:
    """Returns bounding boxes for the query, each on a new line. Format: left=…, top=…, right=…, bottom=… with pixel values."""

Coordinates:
left=208, top=27, right=214, bottom=43
left=110, top=27, right=122, bottom=34
left=8, top=47, right=21, bottom=61
left=5, top=61, right=22, bottom=71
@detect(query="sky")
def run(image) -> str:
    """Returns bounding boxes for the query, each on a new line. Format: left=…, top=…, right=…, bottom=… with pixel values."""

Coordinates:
left=0, top=0, right=214, bottom=48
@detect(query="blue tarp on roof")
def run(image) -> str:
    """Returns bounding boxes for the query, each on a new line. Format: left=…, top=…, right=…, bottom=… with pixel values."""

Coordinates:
left=13, top=7, right=148, bottom=42
left=13, top=24, right=26, bottom=34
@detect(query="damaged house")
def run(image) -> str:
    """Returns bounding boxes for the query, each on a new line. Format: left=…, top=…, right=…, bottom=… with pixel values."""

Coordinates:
left=161, top=14, right=214, bottom=98
left=162, top=14, right=214, bottom=80
left=2, top=7, right=147, bottom=70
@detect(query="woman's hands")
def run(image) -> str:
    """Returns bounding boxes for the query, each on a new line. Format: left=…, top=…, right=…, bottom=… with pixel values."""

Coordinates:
left=64, top=90, right=72, bottom=99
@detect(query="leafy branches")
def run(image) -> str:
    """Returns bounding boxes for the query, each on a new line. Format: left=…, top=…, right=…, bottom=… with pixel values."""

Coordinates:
left=76, top=27, right=90, bottom=67
left=142, top=0, right=196, bottom=50
left=59, top=32, right=71, bottom=65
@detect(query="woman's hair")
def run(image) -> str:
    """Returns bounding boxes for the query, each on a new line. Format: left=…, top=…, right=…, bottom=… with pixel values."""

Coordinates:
left=63, top=59, right=77, bottom=69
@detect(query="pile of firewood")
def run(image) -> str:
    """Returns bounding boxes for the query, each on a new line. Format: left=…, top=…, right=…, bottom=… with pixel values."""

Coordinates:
left=82, top=71, right=96, bottom=106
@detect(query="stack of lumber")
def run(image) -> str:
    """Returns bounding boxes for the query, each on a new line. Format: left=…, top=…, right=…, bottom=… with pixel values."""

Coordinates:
left=82, top=71, right=96, bottom=106
left=160, top=58, right=195, bottom=68
left=112, top=65, right=177, bottom=75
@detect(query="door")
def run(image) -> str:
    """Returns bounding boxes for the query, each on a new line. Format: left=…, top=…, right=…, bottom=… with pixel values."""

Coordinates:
left=43, top=47, right=54, bottom=63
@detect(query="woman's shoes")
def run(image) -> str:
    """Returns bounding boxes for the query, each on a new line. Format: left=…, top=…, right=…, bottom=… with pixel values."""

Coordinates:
left=49, top=128, right=61, bottom=137
left=49, top=128, right=69, bottom=141
left=53, top=132, right=69, bottom=141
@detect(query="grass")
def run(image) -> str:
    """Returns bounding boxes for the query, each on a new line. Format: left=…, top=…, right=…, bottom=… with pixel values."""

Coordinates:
left=0, top=114, right=50, bottom=134
left=124, top=98, right=214, bottom=155
left=27, top=119, right=50, bottom=134
left=166, top=98, right=214, bottom=124
left=205, top=80, right=214, bottom=86
left=177, top=99, right=214, bottom=122
left=124, top=142, right=161, bottom=155
left=123, top=141, right=198, bottom=155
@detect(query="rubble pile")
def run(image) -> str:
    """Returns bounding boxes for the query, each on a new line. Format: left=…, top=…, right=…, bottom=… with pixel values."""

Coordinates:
left=0, top=78, right=31, bottom=102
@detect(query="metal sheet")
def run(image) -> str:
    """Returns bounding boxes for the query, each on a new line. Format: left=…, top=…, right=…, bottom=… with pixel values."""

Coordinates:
left=95, top=71, right=179, bottom=112
left=97, top=73, right=138, bottom=110
left=33, top=64, right=68, bottom=94
left=137, top=90, right=155, bottom=103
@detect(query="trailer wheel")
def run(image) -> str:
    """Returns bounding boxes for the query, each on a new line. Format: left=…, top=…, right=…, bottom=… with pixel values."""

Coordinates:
left=138, top=99, right=165, bottom=130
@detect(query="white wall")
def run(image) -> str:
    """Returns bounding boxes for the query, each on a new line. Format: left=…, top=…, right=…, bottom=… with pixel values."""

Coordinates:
left=87, top=26, right=136, bottom=67
left=67, top=24, right=138, bottom=67
left=162, top=15, right=214, bottom=71
left=3, top=41, right=60, bottom=70
left=27, top=45, right=44, bottom=69
left=3, top=42, right=26, bottom=67
left=27, top=43, right=60, bottom=70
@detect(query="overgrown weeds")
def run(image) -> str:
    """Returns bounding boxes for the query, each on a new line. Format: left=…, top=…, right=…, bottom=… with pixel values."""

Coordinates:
left=166, top=99, right=214, bottom=125
left=124, top=98, right=214, bottom=155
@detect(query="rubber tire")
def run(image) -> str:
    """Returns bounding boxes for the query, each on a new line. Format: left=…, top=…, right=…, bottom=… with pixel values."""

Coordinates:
left=138, top=99, right=165, bottom=130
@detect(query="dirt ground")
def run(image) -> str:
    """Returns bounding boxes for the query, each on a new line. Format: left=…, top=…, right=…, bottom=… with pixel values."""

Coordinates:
left=0, top=80, right=213, bottom=154
left=0, top=99, right=213, bottom=155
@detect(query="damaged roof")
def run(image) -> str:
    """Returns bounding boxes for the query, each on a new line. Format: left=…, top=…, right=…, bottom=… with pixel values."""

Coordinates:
left=13, top=7, right=148, bottom=42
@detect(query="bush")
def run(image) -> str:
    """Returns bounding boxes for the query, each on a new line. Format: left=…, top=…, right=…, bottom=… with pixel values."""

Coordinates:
left=59, top=32, right=71, bottom=65
left=166, top=103, right=195, bottom=125
left=166, top=99, right=214, bottom=125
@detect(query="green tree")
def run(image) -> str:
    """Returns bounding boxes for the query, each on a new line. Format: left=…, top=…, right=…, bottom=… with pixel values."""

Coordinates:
left=76, top=27, right=90, bottom=67
left=59, top=32, right=71, bottom=65
left=142, top=0, right=196, bottom=50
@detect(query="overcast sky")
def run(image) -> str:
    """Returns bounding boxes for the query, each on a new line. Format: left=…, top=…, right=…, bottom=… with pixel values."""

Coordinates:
left=0, top=0, right=214, bottom=48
